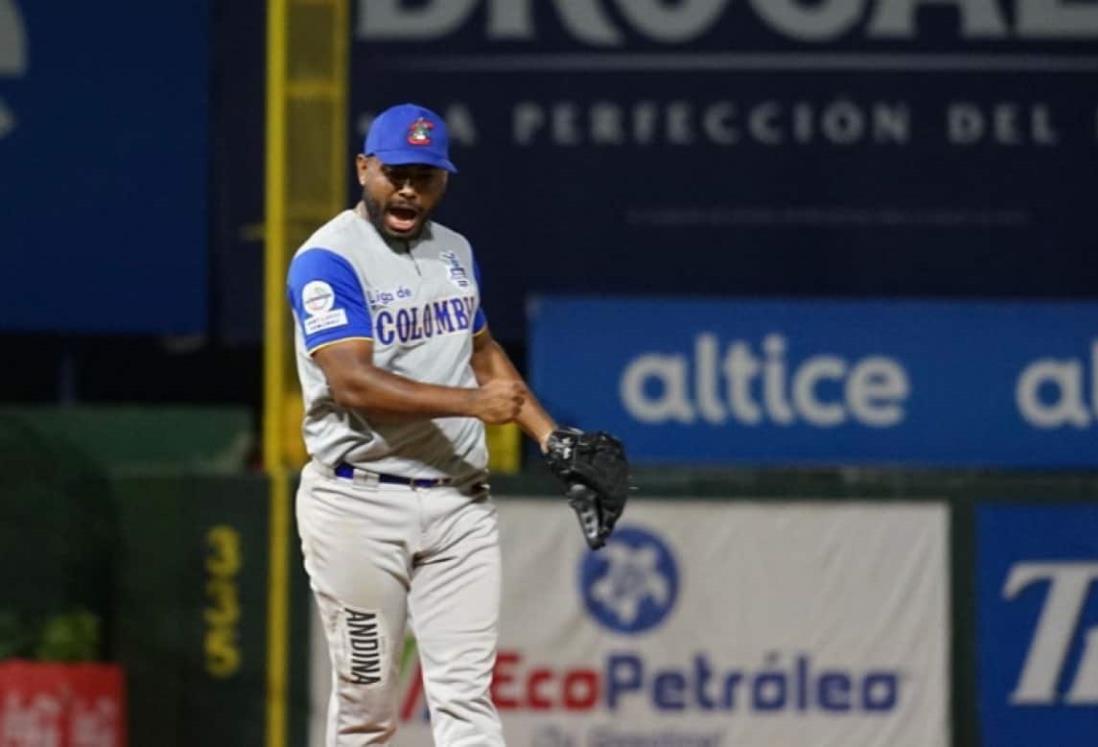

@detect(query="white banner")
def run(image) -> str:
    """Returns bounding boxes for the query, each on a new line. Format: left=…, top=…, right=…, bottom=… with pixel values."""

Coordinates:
left=311, top=499, right=949, bottom=747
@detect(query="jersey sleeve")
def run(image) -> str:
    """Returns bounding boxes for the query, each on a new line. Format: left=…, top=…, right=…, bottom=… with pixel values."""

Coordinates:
left=286, top=248, right=373, bottom=353
left=472, top=255, right=488, bottom=335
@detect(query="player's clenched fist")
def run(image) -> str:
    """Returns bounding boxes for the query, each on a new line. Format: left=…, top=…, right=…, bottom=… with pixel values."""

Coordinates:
left=468, top=380, right=526, bottom=424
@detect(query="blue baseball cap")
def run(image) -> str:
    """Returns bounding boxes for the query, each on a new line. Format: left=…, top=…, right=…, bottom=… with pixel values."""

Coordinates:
left=363, top=103, right=457, bottom=173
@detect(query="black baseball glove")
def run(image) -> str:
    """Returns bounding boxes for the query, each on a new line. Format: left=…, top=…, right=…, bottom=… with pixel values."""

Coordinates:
left=543, top=428, right=630, bottom=550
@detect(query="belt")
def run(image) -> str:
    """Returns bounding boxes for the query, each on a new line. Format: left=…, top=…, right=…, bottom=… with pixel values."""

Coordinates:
left=333, top=462, right=452, bottom=489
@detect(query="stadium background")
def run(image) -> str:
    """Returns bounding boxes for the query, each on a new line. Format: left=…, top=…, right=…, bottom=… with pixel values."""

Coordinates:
left=2, top=0, right=1098, bottom=744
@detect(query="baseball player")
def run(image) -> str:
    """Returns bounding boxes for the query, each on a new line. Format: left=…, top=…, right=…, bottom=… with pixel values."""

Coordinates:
left=287, top=103, right=629, bottom=745
left=287, top=102, right=550, bottom=745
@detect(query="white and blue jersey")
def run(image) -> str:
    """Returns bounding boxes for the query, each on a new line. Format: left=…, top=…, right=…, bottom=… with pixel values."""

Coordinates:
left=286, top=209, right=489, bottom=481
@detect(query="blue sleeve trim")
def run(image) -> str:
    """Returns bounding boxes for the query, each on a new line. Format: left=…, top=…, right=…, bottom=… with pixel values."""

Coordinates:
left=472, top=254, right=488, bottom=333
left=286, top=248, right=373, bottom=351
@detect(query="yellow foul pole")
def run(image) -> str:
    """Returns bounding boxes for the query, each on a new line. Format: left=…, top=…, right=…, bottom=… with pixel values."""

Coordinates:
left=265, top=0, right=349, bottom=743
left=264, top=0, right=290, bottom=744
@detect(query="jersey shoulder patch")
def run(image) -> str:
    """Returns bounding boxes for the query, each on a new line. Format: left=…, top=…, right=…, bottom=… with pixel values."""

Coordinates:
left=287, top=248, right=373, bottom=352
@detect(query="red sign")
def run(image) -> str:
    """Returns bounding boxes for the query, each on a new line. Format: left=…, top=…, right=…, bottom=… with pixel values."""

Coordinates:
left=0, top=661, right=126, bottom=747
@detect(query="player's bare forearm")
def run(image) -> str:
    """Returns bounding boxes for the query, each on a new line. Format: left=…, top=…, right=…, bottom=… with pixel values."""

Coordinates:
left=335, top=366, right=477, bottom=422
left=471, top=330, right=557, bottom=448
left=313, top=339, right=523, bottom=424
left=322, top=350, right=476, bottom=421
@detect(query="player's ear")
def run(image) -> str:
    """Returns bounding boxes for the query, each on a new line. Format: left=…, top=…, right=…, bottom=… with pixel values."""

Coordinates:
left=355, top=154, right=370, bottom=186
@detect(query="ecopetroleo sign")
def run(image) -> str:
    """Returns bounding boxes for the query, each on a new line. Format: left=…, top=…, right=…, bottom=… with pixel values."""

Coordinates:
left=386, top=500, right=949, bottom=746
left=529, top=298, right=1098, bottom=466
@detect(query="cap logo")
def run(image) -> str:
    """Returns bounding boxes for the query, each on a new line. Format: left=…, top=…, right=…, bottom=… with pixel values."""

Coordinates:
left=406, top=117, right=434, bottom=146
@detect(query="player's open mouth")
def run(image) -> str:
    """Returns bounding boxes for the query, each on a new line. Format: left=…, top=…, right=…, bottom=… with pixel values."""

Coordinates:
left=385, top=205, right=420, bottom=234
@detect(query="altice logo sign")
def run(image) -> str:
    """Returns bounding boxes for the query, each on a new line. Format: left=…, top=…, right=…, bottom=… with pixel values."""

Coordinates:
left=620, top=333, right=1098, bottom=432
left=0, top=0, right=28, bottom=139
left=619, top=333, right=909, bottom=428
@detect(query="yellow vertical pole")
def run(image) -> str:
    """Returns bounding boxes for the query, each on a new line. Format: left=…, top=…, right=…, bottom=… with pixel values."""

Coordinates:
left=266, top=0, right=349, bottom=744
left=265, top=2, right=288, bottom=476
left=332, top=0, right=349, bottom=212
left=264, top=0, right=290, bottom=745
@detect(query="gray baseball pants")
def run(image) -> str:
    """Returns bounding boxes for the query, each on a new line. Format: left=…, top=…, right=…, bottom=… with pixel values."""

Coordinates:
left=296, top=461, right=505, bottom=746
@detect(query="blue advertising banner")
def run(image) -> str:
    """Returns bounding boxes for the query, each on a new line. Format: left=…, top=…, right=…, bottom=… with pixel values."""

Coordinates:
left=0, top=1, right=208, bottom=333
left=529, top=297, right=1098, bottom=466
left=977, top=505, right=1098, bottom=746
left=351, top=1, right=1098, bottom=341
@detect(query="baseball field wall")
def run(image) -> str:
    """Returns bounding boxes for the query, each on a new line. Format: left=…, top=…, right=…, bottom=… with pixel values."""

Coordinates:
left=8, top=469, right=1098, bottom=745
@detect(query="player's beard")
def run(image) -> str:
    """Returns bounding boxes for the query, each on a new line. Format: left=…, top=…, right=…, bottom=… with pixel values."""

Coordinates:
left=363, top=192, right=429, bottom=242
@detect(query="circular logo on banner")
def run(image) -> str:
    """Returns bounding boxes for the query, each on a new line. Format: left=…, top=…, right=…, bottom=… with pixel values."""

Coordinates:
left=579, top=525, right=678, bottom=635
left=302, top=280, right=335, bottom=316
